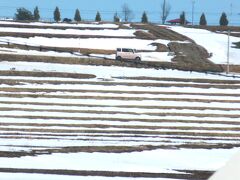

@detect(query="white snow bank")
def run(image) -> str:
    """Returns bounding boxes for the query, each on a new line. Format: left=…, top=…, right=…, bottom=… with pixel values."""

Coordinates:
left=0, top=37, right=156, bottom=51
left=0, top=21, right=119, bottom=29
left=0, top=173, right=175, bottom=180
left=0, top=149, right=237, bottom=172
left=170, top=26, right=240, bottom=65
left=209, top=151, right=240, bottom=180
left=0, top=47, right=83, bottom=58
left=141, top=52, right=173, bottom=62
left=0, top=61, right=238, bottom=80
left=0, top=27, right=136, bottom=37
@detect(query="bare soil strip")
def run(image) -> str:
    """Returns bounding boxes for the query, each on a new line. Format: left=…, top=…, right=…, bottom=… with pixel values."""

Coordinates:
left=0, top=127, right=240, bottom=138
left=1, top=132, right=238, bottom=142
left=1, top=122, right=240, bottom=132
left=0, top=93, right=240, bottom=104
left=1, top=107, right=240, bottom=118
left=0, top=168, right=213, bottom=179
left=114, top=76, right=240, bottom=84
left=0, top=70, right=96, bottom=79
left=1, top=87, right=240, bottom=97
left=1, top=115, right=240, bottom=125
left=1, top=78, right=240, bottom=89
left=0, top=100, right=240, bottom=111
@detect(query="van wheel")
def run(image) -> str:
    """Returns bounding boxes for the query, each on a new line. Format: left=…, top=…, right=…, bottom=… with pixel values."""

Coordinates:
left=116, top=56, right=122, bottom=60
left=135, top=57, right=141, bottom=61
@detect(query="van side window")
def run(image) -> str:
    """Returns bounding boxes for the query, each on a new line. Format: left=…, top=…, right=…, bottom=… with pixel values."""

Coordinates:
left=122, top=48, right=128, bottom=52
left=117, top=48, right=121, bottom=52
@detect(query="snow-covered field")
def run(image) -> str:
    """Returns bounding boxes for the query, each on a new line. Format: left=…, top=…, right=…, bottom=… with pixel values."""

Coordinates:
left=0, top=21, right=240, bottom=179
left=0, top=27, right=136, bottom=37
left=0, top=21, right=240, bottom=65
left=0, top=60, right=239, bottom=179
left=0, top=21, right=120, bottom=28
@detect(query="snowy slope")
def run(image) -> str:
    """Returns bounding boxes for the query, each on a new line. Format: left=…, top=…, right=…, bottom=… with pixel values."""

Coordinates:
left=209, top=151, right=240, bottom=180
left=170, top=26, right=240, bottom=65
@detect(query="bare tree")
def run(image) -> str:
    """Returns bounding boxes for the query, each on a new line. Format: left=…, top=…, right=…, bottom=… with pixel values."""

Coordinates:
left=122, top=3, right=134, bottom=22
left=161, top=0, right=171, bottom=24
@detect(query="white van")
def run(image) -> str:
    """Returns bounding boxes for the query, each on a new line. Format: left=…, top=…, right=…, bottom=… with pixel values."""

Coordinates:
left=116, top=48, right=141, bottom=61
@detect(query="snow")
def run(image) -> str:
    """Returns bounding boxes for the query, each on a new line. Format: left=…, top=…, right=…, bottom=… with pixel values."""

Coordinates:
left=0, top=173, right=177, bottom=180
left=0, top=21, right=119, bottom=29
left=141, top=52, right=173, bottom=62
left=170, top=26, right=240, bottom=65
left=0, top=21, right=240, bottom=179
left=0, top=27, right=136, bottom=37
left=0, top=61, right=238, bottom=81
left=209, top=151, right=240, bottom=180
left=0, top=36, right=156, bottom=51
left=0, top=47, right=83, bottom=58
left=0, top=149, right=237, bottom=172
left=1, top=22, right=240, bottom=65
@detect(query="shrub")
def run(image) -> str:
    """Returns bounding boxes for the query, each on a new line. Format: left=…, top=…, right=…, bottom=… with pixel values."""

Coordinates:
left=15, top=7, right=34, bottom=21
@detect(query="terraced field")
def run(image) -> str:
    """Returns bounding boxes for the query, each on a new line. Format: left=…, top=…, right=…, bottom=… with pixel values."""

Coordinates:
left=0, top=59, right=239, bottom=180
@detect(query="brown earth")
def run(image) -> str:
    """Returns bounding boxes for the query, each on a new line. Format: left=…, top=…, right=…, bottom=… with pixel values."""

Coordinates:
left=0, top=167, right=213, bottom=179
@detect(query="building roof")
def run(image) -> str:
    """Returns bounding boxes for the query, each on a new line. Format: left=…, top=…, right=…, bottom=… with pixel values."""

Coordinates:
left=167, top=18, right=190, bottom=24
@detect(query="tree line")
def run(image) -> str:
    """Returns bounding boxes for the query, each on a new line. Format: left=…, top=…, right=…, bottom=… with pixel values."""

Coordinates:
left=14, top=5, right=229, bottom=26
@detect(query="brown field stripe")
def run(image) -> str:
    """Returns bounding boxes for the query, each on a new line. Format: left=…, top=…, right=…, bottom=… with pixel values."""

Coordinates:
left=0, top=93, right=240, bottom=103
left=0, top=168, right=213, bottom=179
left=1, top=115, right=240, bottom=125
left=0, top=107, right=239, bottom=118
left=0, top=100, right=240, bottom=111
left=0, top=128, right=240, bottom=138
left=0, top=87, right=240, bottom=97
left=1, top=122, right=240, bottom=131
left=113, top=76, right=240, bottom=84
left=0, top=132, right=238, bottom=142
left=1, top=78, right=240, bottom=89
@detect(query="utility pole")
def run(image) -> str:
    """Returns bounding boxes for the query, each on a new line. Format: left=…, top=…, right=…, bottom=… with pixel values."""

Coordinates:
left=192, top=0, right=195, bottom=25
left=162, top=0, right=166, bottom=24
left=230, top=3, right=233, bottom=25
left=227, top=30, right=230, bottom=74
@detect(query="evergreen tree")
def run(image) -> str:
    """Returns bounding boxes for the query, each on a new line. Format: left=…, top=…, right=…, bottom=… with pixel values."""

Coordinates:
left=199, top=13, right=207, bottom=26
left=95, top=11, right=101, bottom=22
left=219, top=12, right=228, bottom=26
left=74, top=9, right=81, bottom=22
left=54, top=6, right=61, bottom=22
left=141, top=11, right=148, bottom=23
left=113, top=12, right=120, bottom=23
left=15, top=7, right=34, bottom=21
left=180, top=11, right=186, bottom=25
left=33, top=6, right=40, bottom=21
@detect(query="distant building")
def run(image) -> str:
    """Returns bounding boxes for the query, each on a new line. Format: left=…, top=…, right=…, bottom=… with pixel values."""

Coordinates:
left=167, top=18, right=191, bottom=25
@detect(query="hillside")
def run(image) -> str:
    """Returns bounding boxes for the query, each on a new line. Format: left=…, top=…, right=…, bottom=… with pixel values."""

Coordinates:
left=0, top=21, right=230, bottom=72
left=0, top=21, right=240, bottom=180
